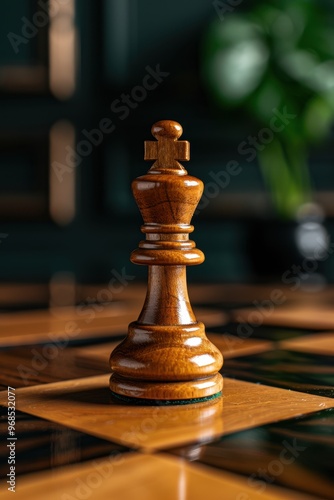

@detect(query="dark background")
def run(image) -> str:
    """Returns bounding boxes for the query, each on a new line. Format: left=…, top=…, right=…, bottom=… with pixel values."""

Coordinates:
left=1, top=0, right=334, bottom=286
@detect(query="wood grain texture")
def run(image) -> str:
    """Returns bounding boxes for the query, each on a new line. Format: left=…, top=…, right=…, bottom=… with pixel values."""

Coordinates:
left=1, top=375, right=333, bottom=452
left=279, top=332, right=334, bottom=355
left=0, top=286, right=227, bottom=348
left=0, top=305, right=133, bottom=347
left=110, top=121, right=223, bottom=400
left=67, top=333, right=272, bottom=377
left=1, top=283, right=334, bottom=499
left=232, top=304, right=334, bottom=330
left=0, top=452, right=317, bottom=500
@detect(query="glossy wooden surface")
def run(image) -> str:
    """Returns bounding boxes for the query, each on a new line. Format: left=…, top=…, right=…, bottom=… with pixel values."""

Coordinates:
left=233, top=304, right=334, bottom=330
left=171, top=408, right=334, bottom=500
left=1, top=375, right=333, bottom=452
left=1, top=453, right=317, bottom=500
left=0, top=300, right=226, bottom=347
left=280, top=332, right=334, bottom=355
left=110, top=121, right=223, bottom=400
left=1, top=283, right=334, bottom=499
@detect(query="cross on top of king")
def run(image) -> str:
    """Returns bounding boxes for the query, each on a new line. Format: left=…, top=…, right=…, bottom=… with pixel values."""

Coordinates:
left=144, top=120, right=190, bottom=171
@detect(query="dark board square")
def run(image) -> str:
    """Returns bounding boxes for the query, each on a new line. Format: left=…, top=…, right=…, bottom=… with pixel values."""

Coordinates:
left=208, top=322, right=314, bottom=342
left=0, top=344, right=109, bottom=389
left=169, top=408, right=334, bottom=500
left=223, top=349, right=334, bottom=398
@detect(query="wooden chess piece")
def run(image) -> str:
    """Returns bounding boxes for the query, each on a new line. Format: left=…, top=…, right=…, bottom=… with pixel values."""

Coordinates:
left=109, top=120, right=223, bottom=404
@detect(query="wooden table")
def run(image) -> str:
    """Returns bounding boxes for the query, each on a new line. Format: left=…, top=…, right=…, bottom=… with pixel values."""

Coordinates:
left=0, top=283, right=333, bottom=499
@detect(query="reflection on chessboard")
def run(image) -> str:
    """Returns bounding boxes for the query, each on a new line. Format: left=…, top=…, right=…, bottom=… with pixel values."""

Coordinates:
left=0, top=283, right=334, bottom=499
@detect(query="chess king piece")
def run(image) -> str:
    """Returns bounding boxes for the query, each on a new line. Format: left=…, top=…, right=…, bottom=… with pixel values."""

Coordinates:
left=109, top=120, right=223, bottom=404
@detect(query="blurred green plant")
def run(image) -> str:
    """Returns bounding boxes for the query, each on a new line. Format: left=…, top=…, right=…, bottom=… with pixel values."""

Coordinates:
left=202, top=0, right=334, bottom=219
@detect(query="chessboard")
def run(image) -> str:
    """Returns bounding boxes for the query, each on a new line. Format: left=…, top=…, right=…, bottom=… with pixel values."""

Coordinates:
left=0, top=282, right=334, bottom=500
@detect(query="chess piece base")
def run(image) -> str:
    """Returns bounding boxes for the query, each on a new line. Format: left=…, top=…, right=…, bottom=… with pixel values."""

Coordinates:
left=109, top=372, right=223, bottom=403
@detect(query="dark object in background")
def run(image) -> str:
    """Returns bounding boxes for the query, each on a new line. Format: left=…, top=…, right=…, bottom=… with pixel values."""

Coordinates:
left=248, top=207, right=329, bottom=284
